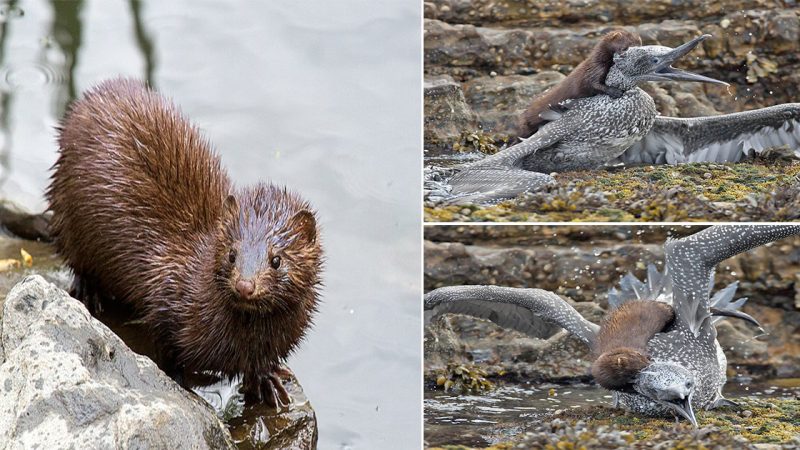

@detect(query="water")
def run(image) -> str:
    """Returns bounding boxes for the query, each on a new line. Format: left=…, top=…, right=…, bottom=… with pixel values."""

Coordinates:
left=0, top=1, right=421, bottom=448
left=424, top=380, right=800, bottom=447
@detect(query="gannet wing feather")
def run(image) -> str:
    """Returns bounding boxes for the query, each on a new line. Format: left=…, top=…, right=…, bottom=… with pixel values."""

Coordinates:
left=665, top=225, right=800, bottom=336
left=447, top=119, right=566, bottom=205
left=618, top=104, right=800, bottom=165
left=424, top=285, right=599, bottom=346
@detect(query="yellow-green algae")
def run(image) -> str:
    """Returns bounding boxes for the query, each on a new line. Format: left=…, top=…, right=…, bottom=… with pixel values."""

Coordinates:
left=452, top=131, right=502, bottom=155
left=425, top=160, right=800, bottom=222
left=433, top=363, right=496, bottom=394
left=548, top=397, right=799, bottom=444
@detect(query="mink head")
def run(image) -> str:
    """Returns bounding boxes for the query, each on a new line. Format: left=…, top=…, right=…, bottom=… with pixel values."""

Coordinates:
left=215, top=183, right=322, bottom=312
left=598, top=29, right=641, bottom=57
left=591, top=347, right=650, bottom=391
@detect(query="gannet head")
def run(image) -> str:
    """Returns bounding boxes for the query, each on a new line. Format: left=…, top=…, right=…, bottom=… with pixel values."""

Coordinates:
left=607, top=34, right=728, bottom=91
left=634, top=362, right=698, bottom=427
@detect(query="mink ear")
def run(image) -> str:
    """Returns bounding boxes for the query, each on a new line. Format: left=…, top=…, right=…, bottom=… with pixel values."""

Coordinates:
left=289, top=210, right=317, bottom=245
left=222, top=194, right=238, bottom=218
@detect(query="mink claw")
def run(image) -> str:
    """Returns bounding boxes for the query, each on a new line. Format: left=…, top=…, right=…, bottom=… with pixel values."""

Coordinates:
left=269, top=373, right=291, bottom=406
left=243, top=370, right=293, bottom=408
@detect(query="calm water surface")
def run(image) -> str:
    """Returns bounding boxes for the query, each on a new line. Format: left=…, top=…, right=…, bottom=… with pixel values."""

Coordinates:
left=0, top=1, right=421, bottom=448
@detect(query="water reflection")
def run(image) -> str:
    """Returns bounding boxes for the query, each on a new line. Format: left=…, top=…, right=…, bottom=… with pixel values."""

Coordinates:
left=127, top=0, right=155, bottom=87
left=48, top=0, right=81, bottom=114
left=0, top=0, right=15, bottom=190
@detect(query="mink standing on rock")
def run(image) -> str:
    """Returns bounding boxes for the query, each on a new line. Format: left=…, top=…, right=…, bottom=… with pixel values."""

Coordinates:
left=516, top=29, right=642, bottom=139
left=47, top=78, right=323, bottom=407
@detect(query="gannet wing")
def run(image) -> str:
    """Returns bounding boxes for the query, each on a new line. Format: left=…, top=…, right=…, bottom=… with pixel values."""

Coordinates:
left=424, top=285, right=599, bottom=346
left=445, top=168, right=555, bottom=205
left=617, top=104, right=800, bottom=165
left=447, top=120, right=566, bottom=205
left=665, top=225, right=800, bottom=336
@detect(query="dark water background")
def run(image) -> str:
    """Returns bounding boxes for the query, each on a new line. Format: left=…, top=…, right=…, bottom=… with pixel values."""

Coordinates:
left=0, top=1, right=422, bottom=448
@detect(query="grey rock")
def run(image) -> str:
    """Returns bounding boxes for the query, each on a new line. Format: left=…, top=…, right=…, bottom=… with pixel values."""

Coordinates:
left=716, top=320, right=768, bottom=361
left=463, top=72, right=564, bottom=138
left=424, top=75, right=479, bottom=154
left=0, top=275, right=235, bottom=449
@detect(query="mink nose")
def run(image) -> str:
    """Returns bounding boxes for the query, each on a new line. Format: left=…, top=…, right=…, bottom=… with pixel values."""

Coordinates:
left=236, top=279, right=256, bottom=299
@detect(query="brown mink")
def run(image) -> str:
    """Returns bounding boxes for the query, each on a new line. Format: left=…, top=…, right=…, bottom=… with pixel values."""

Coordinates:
left=46, top=78, right=323, bottom=407
left=590, top=301, right=674, bottom=391
left=516, top=29, right=642, bottom=139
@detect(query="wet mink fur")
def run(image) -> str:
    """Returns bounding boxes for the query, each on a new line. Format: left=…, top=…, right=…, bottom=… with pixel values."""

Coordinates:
left=591, top=301, right=674, bottom=391
left=47, top=78, right=323, bottom=406
left=516, top=29, right=642, bottom=139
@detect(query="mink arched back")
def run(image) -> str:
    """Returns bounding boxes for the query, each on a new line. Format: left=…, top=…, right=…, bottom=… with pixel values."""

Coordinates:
left=516, top=29, right=642, bottom=140
left=46, top=78, right=323, bottom=406
left=590, top=301, right=674, bottom=390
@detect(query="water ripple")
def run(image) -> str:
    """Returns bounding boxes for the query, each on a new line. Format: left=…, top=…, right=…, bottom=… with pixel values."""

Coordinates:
left=0, top=62, right=65, bottom=91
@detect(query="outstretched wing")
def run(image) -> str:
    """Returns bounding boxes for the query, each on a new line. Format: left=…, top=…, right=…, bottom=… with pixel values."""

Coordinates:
left=447, top=118, right=566, bottom=205
left=665, top=225, right=800, bottom=336
left=446, top=168, right=555, bottom=205
left=617, top=104, right=800, bottom=165
left=424, top=285, right=599, bottom=346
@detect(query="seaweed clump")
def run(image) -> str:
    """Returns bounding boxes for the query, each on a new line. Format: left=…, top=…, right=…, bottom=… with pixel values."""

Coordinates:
left=434, top=363, right=495, bottom=394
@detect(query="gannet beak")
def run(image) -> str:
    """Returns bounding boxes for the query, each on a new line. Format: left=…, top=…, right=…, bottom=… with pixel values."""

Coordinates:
left=709, top=307, right=762, bottom=328
left=641, top=34, right=729, bottom=86
left=671, top=392, right=698, bottom=428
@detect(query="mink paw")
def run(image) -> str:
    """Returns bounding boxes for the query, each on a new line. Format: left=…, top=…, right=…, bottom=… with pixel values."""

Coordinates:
left=244, top=367, right=292, bottom=407
left=606, top=86, right=625, bottom=99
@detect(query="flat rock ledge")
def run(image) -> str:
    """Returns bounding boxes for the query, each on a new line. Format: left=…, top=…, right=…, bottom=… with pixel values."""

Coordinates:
left=0, top=275, right=235, bottom=449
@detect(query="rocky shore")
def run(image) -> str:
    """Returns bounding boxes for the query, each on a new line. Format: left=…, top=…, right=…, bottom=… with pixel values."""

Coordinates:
left=0, top=221, right=317, bottom=449
left=423, top=0, right=800, bottom=221
left=423, top=226, right=800, bottom=447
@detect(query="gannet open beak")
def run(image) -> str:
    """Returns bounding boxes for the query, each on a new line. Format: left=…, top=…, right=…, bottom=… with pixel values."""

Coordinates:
left=710, top=307, right=762, bottom=328
left=640, top=34, right=729, bottom=86
left=667, top=392, right=698, bottom=427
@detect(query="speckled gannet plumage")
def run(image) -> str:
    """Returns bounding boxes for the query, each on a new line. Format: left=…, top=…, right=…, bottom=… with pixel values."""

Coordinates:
left=424, top=225, right=800, bottom=425
left=440, top=35, right=800, bottom=204
left=616, top=103, right=800, bottom=165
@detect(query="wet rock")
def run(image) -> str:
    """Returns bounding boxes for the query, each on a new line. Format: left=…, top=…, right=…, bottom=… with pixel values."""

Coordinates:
left=0, top=276, right=235, bottom=449
left=424, top=239, right=663, bottom=303
left=424, top=19, right=538, bottom=78
left=226, top=378, right=317, bottom=449
left=0, top=200, right=51, bottom=242
left=716, top=320, right=768, bottom=363
left=462, top=72, right=564, bottom=138
left=189, top=370, right=318, bottom=450
left=428, top=0, right=782, bottom=30
left=424, top=75, right=479, bottom=154
left=425, top=309, right=594, bottom=382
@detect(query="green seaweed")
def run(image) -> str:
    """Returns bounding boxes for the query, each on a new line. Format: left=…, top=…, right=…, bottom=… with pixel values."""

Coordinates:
left=425, top=160, right=800, bottom=222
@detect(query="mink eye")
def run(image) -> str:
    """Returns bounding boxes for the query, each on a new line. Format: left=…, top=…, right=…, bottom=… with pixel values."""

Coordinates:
left=228, top=249, right=237, bottom=264
left=270, top=255, right=281, bottom=269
